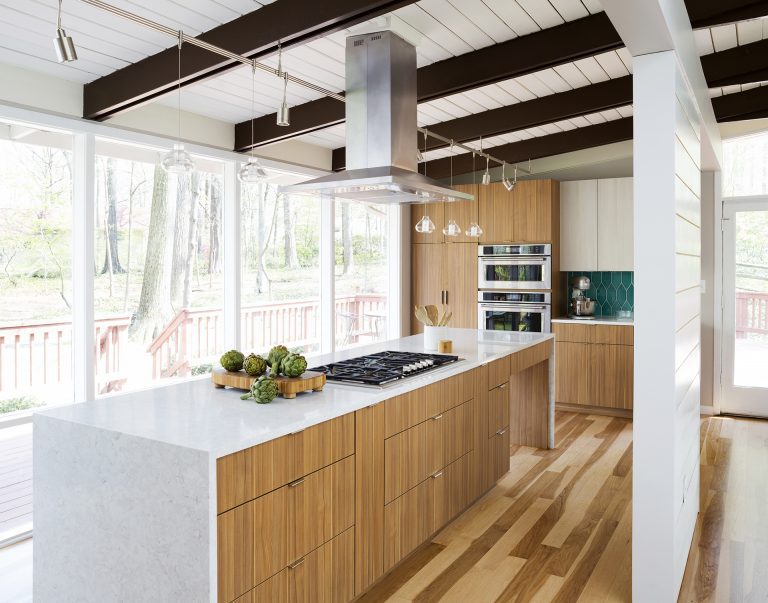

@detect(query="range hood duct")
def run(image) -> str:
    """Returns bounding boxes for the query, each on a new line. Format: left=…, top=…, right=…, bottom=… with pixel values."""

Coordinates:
left=282, top=31, right=473, bottom=204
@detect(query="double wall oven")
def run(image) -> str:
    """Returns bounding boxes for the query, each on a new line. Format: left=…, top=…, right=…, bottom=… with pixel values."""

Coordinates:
left=477, top=244, right=552, bottom=333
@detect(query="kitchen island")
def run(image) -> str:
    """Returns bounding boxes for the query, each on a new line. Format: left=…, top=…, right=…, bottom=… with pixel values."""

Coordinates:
left=33, top=328, right=554, bottom=603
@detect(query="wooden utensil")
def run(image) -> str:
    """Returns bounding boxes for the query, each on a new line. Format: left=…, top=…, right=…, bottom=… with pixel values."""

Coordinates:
left=439, top=311, right=452, bottom=326
left=425, top=304, right=439, bottom=326
left=414, top=306, right=432, bottom=326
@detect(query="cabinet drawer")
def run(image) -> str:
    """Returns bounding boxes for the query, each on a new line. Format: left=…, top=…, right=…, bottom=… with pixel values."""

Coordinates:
left=487, top=382, right=509, bottom=438
left=237, top=528, right=354, bottom=603
left=383, top=479, right=433, bottom=572
left=555, top=341, right=590, bottom=406
left=218, top=456, right=354, bottom=603
left=488, top=427, right=511, bottom=484
left=217, top=414, right=354, bottom=513
left=434, top=452, right=472, bottom=529
left=385, top=387, right=428, bottom=438
left=554, top=323, right=634, bottom=345
left=488, top=356, right=511, bottom=390
left=384, top=399, right=474, bottom=503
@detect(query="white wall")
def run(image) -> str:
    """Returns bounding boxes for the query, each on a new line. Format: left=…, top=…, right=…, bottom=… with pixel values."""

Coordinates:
left=700, top=171, right=718, bottom=410
left=633, top=50, right=702, bottom=601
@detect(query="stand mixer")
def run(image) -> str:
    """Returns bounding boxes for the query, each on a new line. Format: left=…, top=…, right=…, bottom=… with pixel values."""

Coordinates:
left=569, top=275, right=596, bottom=319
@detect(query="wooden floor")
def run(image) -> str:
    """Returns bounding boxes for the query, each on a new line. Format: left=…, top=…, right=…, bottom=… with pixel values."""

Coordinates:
left=0, top=424, right=32, bottom=543
left=359, top=411, right=634, bottom=602
left=678, top=415, right=768, bottom=602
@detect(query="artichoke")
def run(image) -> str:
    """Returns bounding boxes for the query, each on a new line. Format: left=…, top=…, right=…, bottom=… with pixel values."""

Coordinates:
left=240, top=375, right=280, bottom=404
left=243, top=353, right=267, bottom=377
left=220, top=349, right=245, bottom=372
left=280, top=353, right=308, bottom=378
left=267, top=345, right=289, bottom=373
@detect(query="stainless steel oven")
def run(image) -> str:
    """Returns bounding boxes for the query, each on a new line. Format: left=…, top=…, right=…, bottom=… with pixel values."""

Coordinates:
left=477, top=291, right=551, bottom=333
left=477, top=244, right=551, bottom=290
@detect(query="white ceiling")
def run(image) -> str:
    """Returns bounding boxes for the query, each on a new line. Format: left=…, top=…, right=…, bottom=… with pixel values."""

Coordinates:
left=0, top=0, right=763, bottom=157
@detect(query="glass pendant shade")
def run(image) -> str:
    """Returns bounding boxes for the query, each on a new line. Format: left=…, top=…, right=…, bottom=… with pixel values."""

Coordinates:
left=238, top=157, right=267, bottom=183
left=161, top=142, right=194, bottom=174
left=415, top=215, right=435, bottom=234
left=465, top=222, right=484, bottom=238
left=443, top=219, right=461, bottom=237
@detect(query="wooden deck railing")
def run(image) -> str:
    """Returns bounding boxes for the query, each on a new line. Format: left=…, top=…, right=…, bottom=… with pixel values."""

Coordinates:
left=0, top=314, right=131, bottom=398
left=736, top=291, right=768, bottom=338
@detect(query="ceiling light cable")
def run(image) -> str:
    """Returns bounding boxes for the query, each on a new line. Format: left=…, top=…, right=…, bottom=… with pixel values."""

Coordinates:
left=239, top=59, right=267, bottom=182
left=160, top=31, right=194, bottom=174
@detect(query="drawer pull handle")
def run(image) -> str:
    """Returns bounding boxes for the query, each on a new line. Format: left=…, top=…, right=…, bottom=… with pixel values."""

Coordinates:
left=431, top=413, right=444, bottom=420
left=496, top=428, right=507, bottom=436
left=499, top=383, right=507, bottom=390
left=288, top=478, right=305, bottom=487
left=432, top=471, right=444, bottom=479
left=288, top=558, right=305, bottom=569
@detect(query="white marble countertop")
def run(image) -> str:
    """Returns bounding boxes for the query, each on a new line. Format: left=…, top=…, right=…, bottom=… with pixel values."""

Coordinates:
left=36, top=329, right=553, bottom=458
left=552, top=316, right=634, bottom=326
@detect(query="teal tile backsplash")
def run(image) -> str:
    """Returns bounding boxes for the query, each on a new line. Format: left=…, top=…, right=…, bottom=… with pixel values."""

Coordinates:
left=566, top=271, right=634, bottom=317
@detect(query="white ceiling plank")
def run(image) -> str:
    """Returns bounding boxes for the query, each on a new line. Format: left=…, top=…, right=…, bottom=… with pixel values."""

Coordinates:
left=427, top=97, right=473, bottom=119
left=615, top=47, right=633, bottom=72
left=478, top=83, right=522, bottom=106
left=515, top=0, right=565, bottom=29
left=547, top=0, right=589, bottom=21
left=693, top=28, right=715, bottom=56
left=393, top=4, right=474, bottom=57
left=568, top=115, right=592, bottom=128
left=0, top=46, right=96, bottom=82
left=616, top=105, right=634, bottom=118
left=593, top=51, right=630, bottom=78
left=481, top=0, right=540, bottom=37
left=720, top=84, right=743, bottom=96
left=386, top=14, right=453, bottom=65
left=582, top=111, right=608, bottom=124
left=553, top=62, right=591, bottom=88
left=445, top=0, right=517, bottom=44
left=417, top=103, right=457, bottom=125
left=460, top=87, right=505, bottom=111
left=532, top=68, right=572, bottom=93
left=417, top=0, right=496, bottom=50
left=580, top=0, right=604, bottom=14
left=710, top=24, right=738, bottom=52
left=736, top=19, right=763, bottom=46
left=515, top=72, right=556, bottom=97
left=551, top=119, right=577, bottom=131
left=496, top=78, right=537, bottom=102
left=538, top=121, right=564, bottom=134
left=599, top=108, right=623, bottom=121
left=441, top=91, right=490, bottom=115
left=572, top=56, right=610, bottom=83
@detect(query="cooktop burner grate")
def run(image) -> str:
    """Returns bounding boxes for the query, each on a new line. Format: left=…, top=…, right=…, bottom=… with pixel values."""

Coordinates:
left=310, top=350, right=460, bottom=387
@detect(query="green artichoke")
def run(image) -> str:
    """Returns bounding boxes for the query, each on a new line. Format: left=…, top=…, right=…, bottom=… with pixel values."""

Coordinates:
left=267, top=345, right=289, bottom=373
left=243, top=353, right=267, bottom=377
left=220, top=349, right=245, bottom=372
left=280, top=353, right=308, bottom=378
left=240, top=375, right=280, bottom=404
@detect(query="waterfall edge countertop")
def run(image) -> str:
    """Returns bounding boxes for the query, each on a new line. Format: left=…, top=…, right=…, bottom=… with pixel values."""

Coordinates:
left=35, top=328, right=554, bottom=459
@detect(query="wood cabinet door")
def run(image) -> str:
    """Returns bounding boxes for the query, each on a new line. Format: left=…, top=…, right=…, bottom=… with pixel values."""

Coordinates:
left=597, top=177, right=634, bottom=271
left=487, top=383, right=509, bottom=438
left=560, top=180, right=598, bottom=271
left=589, top=344, right=634, bottom=409
left=444, top=184, right=479, bottom=243
left=555, top=341, right=591, bottom=406
left=384, top=422, right=429, bottom=504
left=434, top=453, right=472, bottom=528
left=512, top=180, right=552, bottom=243
left=218, top=500, right=256, bottom=603
left=479, top=182, right=513, bottom=243
left=383, top=479, right=434, bottom=571
left=411, top=243, right=445, bottom=334
left=488, top=427, right=511, bottom=484
left=441, top=242, right=478, bottom=329
left=288, top=528, right=355, bottom=603
left=411, top=202, right=444, bottom=244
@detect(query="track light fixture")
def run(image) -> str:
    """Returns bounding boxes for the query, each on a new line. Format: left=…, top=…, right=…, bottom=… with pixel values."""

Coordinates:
left=479, top=137, right=491, bottom=185
left=53, top=0, right=77, bottom=63
left=276, top=44, right=290, bottom=127
left=466, top=149, right=483, bottom=237
left=161, top=32, right=194, bottom=175
left=239, top=60, right=268, bottom=183
left=502, top=162, right=516, bottom=191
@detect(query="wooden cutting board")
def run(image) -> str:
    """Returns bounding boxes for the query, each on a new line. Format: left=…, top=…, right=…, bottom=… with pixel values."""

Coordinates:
left=211, top=368, right=326, bottom=399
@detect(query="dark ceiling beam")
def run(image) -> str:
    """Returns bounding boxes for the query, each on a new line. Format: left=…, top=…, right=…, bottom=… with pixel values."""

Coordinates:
left=82, top=0, right=417, bottom=121
left=702, top=38, right=768, bottom=87
left=712, top=85, right=768, bottom=121
left=235, top=12, right=623, bottom=151
left=418, top=118, right=633, bottom=180
left=686, top=0, right=768, bottom=28
left=330, top=76, right=632, bottom=170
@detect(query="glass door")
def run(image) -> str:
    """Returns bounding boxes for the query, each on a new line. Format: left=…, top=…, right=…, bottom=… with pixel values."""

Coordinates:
left=722, top=197, right=768, bottom=416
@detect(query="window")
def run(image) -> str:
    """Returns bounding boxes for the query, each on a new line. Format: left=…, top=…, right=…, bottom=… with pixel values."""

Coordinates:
left=334, top=200, right=389, bottom=350
left=93, top=140, right=225, bottom=394
left=723, top=131, right=768, bottom=197
left=240, top=172, right=321, bottom=354
left=0, top=123, right=74, bottom=414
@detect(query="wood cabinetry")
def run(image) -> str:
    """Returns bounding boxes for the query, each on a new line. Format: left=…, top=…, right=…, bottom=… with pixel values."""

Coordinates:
left=560, top=177, right=633, bottom=271
left=411, top=242, right=477, bottom=333
left=478, top=180, right=559, bottom=243
left=554, top=323, right=634, bottom=412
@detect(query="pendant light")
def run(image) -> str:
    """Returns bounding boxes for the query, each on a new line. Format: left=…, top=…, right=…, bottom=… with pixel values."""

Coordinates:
left=53, top=0, right=77, bottom=63
left=239, top=60, right=268, bottom=183
left=161, top=32, right=194, bottom=174
left=465, top=149, right=483, bottom=238
left=414, top=129, right=435, bottom=234
left=480, top=137, right=491, bottom=186
left=502, top=162, right=516, bottom=191
left=442, top=140, right=460, bottom=237
left=276, top=44, right=290, bottom=127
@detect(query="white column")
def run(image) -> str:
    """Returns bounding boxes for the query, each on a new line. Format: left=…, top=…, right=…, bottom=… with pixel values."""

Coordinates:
left=223, top=161, right=241, bottom=351
left=387, top=205, right=407, bottom=339
left=633, top=50, right=702, bottom=601
left=320, top=195, right=336, bottom=353
left=72, top=132, right=95, bottom=403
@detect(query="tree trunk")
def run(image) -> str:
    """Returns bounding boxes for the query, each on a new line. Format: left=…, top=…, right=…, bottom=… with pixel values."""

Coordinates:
left=170, top=173, right=191, bottom=307
left=342, top=201, right=354, bottom=275
left=183, top=173, right=200, bottom=309
left=208, top=175, right=222, bottom=275
left=130, top=166, right=174, bottom=342
left=101, top=157, right=124, bottom=275
left=283, top=195, right=299, bottom=269
left=255, top=182, right=266, bottom=293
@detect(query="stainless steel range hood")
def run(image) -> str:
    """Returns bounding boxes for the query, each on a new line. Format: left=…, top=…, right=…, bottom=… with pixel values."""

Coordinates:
left=282, top=31, right=473, bottom=204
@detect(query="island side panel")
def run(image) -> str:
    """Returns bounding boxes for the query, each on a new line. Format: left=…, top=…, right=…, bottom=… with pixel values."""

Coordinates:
left=508, top=340, right=555, bottom=449
left=33, top=415, right=212, bottom=603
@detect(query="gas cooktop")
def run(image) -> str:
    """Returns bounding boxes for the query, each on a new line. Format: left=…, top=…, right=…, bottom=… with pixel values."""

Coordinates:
left=310, top=351, right=460, bottom=387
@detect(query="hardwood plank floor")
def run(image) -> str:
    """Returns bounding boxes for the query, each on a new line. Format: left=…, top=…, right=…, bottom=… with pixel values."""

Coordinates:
left=0, top=424, right=32, bottom=543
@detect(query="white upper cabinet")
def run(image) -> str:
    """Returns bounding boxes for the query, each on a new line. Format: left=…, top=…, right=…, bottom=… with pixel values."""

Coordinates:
left=560, top=177, right=634, bottom=272
left=597, top=178, right=634, bottom=271
left=560, top=180, right=598, bottom=271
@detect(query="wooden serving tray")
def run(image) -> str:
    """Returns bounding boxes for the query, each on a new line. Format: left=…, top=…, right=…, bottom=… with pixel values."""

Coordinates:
left=211, top=368, right=326, bottom=399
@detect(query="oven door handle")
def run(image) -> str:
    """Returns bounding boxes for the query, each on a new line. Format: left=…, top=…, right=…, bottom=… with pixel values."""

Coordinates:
left=478, top=304, right=550, bottom=312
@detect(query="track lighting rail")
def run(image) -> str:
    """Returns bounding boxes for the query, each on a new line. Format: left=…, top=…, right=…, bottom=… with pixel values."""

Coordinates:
left=80, top=0, right=530, bottom=176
